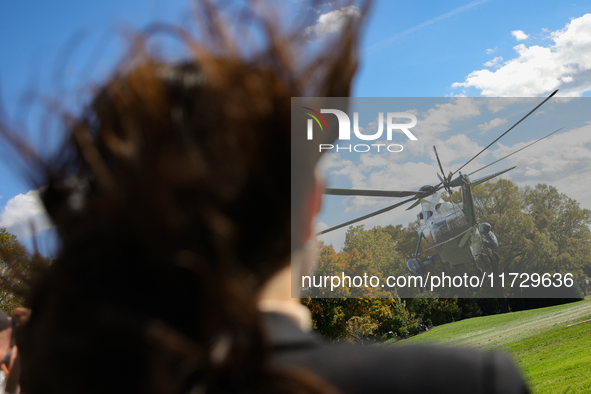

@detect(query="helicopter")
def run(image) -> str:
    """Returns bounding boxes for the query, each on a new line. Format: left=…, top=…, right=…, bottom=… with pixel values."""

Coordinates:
left=317, top=90, right=562, bottom=278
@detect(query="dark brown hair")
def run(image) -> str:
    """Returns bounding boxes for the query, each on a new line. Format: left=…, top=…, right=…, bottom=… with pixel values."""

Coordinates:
left=1, top=1, right=366, bottom=393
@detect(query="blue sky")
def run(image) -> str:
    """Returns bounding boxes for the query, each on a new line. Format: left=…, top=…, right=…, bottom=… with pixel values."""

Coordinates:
left=1, top=0, right=591, bottom=254
left=357, top=0, right=591, bottom=97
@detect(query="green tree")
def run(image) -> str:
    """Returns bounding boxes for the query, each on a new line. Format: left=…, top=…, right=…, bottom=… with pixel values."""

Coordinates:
left=406, top=297, right=462, bottom=326
left=0, top=228, right=30, bottom=314
left=306, top=226, right=405, bottom=298
left=345, top=315, right=379, bottom=344
left=304, top=297, right=420, bottom=341
left=522, top=184, right=591, bottom=276
left=450, top=179, right=590, bottom=298
left=305, top=182, right=591, bottom=340
left=304, top=226, right=421, bottom=340
left=343, top=225, right=404, bottom=276
left=382, top=223, right=419, bottom=261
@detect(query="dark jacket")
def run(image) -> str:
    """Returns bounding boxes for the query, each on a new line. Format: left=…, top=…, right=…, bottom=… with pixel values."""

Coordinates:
left=265, top=312, right=529, bottom=394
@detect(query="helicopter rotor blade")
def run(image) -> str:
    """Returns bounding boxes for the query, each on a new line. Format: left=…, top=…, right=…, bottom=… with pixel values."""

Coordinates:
left=433, top=146, right=447, bottom=183
left=405, top=199, right=422, bottom=211
left=436, top=172, right=445, bottom=184
left=316, top=196, right=418, bottom=235
left=470, top=166, right=516, bottom=187
left=453, top=89, right=559, bottom=176
left=324, top=188, right=421, bottom=198
left=433, top=146, right=456, bottom=194
left=468, top=127, right=564, bottom=177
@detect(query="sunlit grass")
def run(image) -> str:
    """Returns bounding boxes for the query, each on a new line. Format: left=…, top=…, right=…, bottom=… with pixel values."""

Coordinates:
left=388, top=300, right=591, bottom=393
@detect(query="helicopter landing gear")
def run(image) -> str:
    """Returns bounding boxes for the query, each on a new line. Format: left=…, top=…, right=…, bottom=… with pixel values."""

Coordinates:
left=480, top=255, right=492, bottom=272
left=407, top=257, right=440, bottom=289
left=473, top=261, right=484, bottom=275
left=490, top=252, right=499, bottom=273
left=481, top=250, right=500, bottom=274
left=407, top=258, right=431, bottom=288
left=407, top=258, right=425, bottom=277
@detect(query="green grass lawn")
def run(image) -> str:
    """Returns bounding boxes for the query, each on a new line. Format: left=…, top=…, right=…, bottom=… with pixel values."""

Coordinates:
left=389, top=300, right=591, bottom=393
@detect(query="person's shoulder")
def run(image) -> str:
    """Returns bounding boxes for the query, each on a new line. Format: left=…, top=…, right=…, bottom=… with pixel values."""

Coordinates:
left=275, top=339, right=528, bottom=394
left=265, top=313, right=529, bottom=394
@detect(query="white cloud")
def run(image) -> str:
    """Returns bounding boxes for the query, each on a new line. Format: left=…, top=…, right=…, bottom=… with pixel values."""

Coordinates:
left=478, top=117, right=508, bottom=133
left=318, top=152, right=353, bottom=173
left=484, top=56, right=503, bottom=67
left=0, top=190, right=52, bottom=239
left=484, top=97, right=538, bottom=113
left=446, top=91, right=467, bottom=97
left=304, top=5, right=360, bottom=39
left=453, top=14, right=591, bottom=96
left=412, top=99, right=481, bottom=139
left=511, top=30, right=529, bottom=41
left=490, top=122, right=591, bottom=208
left=486, top=47, right=497, bottom=54
left=434, top=134, right=483, bottom=166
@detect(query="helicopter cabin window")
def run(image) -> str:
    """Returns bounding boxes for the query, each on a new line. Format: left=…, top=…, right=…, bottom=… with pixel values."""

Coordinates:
left=421, top=204, right=435, bottom=221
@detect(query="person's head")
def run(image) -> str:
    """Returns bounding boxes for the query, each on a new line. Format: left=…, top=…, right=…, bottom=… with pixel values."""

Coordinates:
left=2, top=1, right=367, bottom=393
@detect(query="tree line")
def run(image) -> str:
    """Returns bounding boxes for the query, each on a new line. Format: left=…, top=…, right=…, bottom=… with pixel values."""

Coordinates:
left=304, top=180, right=591, bottom=342
left=1, top=180, right=589, bottom=342
left=0, top=228, right=32, bottom=314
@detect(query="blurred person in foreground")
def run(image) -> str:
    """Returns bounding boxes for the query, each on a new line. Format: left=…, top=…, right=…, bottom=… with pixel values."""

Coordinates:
left=0, top=309, right=28, bottom=394
left=0, top=1, right=529, bottom=393
left=0, top=310, right=13, bottom=392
